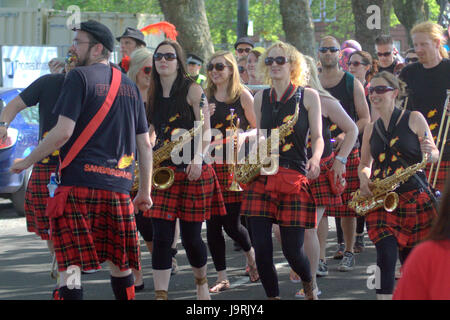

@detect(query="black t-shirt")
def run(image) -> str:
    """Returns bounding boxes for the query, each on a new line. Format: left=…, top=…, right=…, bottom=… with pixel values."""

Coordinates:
left=52, top=63, right=148, bottom=194
left=19, top=73, right=65, bottom=165
left=399, top=59, right=450, bottom=160
left=377, top=59, right=399, bottom=74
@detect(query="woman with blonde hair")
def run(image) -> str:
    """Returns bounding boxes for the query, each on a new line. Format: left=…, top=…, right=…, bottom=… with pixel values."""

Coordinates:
left=240, top=41, right=323, bottom=299
left=204, top=51, right=259, bottom=293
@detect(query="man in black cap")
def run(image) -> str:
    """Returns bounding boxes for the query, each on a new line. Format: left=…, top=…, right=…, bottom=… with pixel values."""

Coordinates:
left=11, top=19, right=153, bottom=300
left=117, top=27, right=147, bottom=72
left=186, top=53, right=206, bottom=87
left=234, top=37, right=254, bottom=59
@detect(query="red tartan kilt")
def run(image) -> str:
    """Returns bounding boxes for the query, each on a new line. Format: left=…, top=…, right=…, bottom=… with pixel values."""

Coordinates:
left=25, top=163, right=57, bottom=240
left=325, top=149, right=360, bottom=217
left=212, top=163, right=243, bottom=204
left=425, top=160, right=450, bottom=192
left=241, top=170, right=317, bottom=228
left=309, top=155, right=343, bottom=207
left=144, top=164, right=226, bottom=222
left=49, top=187, right=140, bottom=272
left=365, top=189, right=437, bottom=249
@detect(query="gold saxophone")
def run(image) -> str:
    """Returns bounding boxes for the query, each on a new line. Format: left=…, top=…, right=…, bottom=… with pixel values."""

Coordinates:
left=348, top=154, right=429, bottom=216
left=132, top=94, right=205, bottom=192
left=227, top=108, right=243, bottom=192
left=234, top=88, right=301, bottom=185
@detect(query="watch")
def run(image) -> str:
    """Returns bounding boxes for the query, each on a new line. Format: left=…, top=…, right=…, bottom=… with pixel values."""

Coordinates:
left=0, top=121, right=9, bottom=129
left=335, top=155, right=347, bottom=165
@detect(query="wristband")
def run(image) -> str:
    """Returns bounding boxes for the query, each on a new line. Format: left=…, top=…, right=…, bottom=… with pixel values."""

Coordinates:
left=335, top=155, right=347, bottom=165
left=0, top=121, right=9, bottom=129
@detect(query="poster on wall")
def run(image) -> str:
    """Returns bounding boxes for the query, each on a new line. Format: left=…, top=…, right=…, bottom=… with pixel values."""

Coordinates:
left=2, top=46, right=58, bottom=88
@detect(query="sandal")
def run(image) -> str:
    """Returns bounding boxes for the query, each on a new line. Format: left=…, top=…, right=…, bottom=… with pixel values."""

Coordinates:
left=209, top=279, right=230, bottom=293
left=155, top=290, right=168, bottom=300
left=295, top=288, right=322, bottom=299
left=248, top=263, right=259, bottom=282
left=289, top=269, right=301, bottom=283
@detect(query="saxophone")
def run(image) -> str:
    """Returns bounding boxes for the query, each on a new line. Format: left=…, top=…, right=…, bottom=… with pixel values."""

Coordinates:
left=348, top=154, right=429, bottom=216
left=132, top=94, right=205, bottom=192
left=234, top=88, right=301, bottom=185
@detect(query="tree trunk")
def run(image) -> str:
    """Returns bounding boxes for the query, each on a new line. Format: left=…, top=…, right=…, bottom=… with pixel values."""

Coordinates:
left=351, top=0, right=392, bottom=56
left=392, top=0, right=427, bottom=46
left=279, top=0, right=316, bottom=57
left=158, top=0, right=214, bottom=62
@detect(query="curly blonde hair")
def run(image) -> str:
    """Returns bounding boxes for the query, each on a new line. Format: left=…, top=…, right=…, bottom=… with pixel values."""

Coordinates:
left=257, top=41, right=309, bottom=87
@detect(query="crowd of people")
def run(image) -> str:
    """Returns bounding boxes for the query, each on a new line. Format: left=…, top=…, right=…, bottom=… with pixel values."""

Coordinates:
left=0, top=19, right=449, bottom=301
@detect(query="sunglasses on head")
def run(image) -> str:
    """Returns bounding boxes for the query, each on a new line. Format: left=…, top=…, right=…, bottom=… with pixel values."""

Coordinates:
left=238, top=65, right=246, bottom=73
left=319, top=47, right=340, bottom=53
left=347, top=61, right=368, bottom=67
left=153, top=52, right=177, bottom=61
left=377, top=51, right=392, bottom=57
left=237, top=48, right=251, bottom=54
left=141, top=66, right=152, bottom=75
left=207, top=62, right=229, bottom=71
left=264, top=56, right=290, bottom=66
left=368, top=85, right=395, bottom=95
left=405, top=57, right=419, bottom=63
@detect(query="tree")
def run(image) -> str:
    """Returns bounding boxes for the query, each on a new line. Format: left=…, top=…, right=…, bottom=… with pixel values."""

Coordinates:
left=158, top=0, right=214, bottom=62
left=392, top=0, right=428, bottom=45
left=279, top=0, right=316, bottom=57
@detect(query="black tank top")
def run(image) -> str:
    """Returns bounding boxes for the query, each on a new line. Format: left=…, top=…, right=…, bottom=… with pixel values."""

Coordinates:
left=307, top=115, right=333, bottom=159
left=260, top=86, right=309, bottom=175
left=370, top=109, right=426, bottom=193
left=209, top=95, right=251, bottom=161
left=325, top=72, right=359, bottom=149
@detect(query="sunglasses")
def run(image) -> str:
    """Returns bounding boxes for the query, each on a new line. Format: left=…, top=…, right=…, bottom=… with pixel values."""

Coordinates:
left=237, top=48, right=251, bottom=54
left=377, top=51, right=392, bottom=57
left=347, top=61, right=368, bottom=67
left=264, top=56, right=290, bottom=66
left=207, top=62, right=230, bottom=71
left=405, top=57, right=419, bottom=63
left=238, top=65, right=246, bottom=73
left=153, top=52, right=177, bottom=61
left=319, top=47, right=340, bottom=53
left=141, top=66, right=152, bottom=75
left=368, top=85, right=395, bottom=95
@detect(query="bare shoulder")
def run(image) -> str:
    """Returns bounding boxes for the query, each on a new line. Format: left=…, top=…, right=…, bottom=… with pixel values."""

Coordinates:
left=187, top=82, right=204, bottom=105
left=303, top=87, right=320, bottom=111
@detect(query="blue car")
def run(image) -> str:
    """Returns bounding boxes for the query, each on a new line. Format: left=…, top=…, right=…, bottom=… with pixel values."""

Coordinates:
left=0, top=88, right=39, bottom=216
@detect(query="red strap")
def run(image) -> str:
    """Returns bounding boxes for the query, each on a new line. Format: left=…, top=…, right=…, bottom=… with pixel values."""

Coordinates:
left=59, top=67, right=122, bottom=175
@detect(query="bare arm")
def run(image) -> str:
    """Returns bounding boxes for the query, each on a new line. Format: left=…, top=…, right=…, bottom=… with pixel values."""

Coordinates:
left=304, top=88, right=324, bottom=179
left=133, top=131, right=153, bottom=212
left=353, top=78, right=371, bottom=134
left=0, top=95, right=28, bottom=142
left=358, top=122, right=374, bottom=196
left=409, top=111, right=439, bottom=163
left=240, top=88, right=256, bottom=128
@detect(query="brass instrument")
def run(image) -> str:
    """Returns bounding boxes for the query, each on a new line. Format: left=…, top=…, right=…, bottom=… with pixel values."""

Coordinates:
left=132, top=94, right=205, bottom=192
left=348, top=154, right=429, bottom=216
left=234, top=88, right=301, bottom=185
left=428, top=89, right=450, bottom=188
left=227, top=108, right=243, bottom=192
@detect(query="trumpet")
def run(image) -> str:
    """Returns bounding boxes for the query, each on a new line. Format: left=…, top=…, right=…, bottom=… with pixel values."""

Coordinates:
left=227, top=108, right=243, bottom=192
left=427, top=89, right=450, bottom=188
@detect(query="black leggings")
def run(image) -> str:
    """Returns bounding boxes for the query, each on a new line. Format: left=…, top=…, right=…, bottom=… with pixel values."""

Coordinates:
left=248, top=217, right=311, bottom=298
left=152, top=218, right=206, bottom=270
left=375, top=236, right=413, bottom=294
left=206, top=203, right=252, bottom=271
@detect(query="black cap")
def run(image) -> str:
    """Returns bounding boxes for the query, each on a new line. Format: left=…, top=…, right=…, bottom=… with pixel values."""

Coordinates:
left=234, top=37, right=254, bottom=49
left=186, top=53, right=203, bottom=65
left=116, top=27, right=147, bottom=47
left=73, top=20, right=115, bottom=52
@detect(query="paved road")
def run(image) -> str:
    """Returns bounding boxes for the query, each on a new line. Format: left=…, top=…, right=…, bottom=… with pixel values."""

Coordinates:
left=0, top=198, right=381, bottom=301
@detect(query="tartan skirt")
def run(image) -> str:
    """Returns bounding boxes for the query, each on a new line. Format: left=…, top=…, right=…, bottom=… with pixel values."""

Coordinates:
left=366, top=189, right=437, bottom=249
left=309, top=155, right=343, bottom=207
left=49, top=187, right=140, bottom=272
left=212, top=163, right=243, bottom=204
left=25, top=163, right=57, bottom=240
left=240, top=167, right=317, bottom=228
left=425, top=160, right=449, bottom=192
left=144, top=164, right=227, bottom=222
left=325, top=149, right=360, bottom=217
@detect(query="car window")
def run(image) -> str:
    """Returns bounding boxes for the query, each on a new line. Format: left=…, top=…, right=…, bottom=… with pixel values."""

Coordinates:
left=19, top=105, right=39, bottom=125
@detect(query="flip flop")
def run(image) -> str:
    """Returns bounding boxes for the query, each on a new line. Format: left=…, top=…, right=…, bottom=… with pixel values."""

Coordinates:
left=209, top=280, right=230, bottom=293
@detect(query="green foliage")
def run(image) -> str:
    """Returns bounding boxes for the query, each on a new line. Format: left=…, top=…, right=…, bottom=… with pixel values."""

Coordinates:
left=53, top=0, right=162, bottom=14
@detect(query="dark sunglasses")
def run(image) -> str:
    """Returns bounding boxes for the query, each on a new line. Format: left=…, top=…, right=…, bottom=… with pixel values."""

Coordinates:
left=347, top=61, right=368, bottom=67
left=154, top=52, right=177, bottom=61
left=141, top=66, right=152, bottom=75
left=207, top=62, right=229, bottom=71
left=237, top=48, right=251, bottom=54
left=405, top=57, right=419, bottom=63
left=264, top=56, right=290, bottom=66
left=319, top=47, right=340, bottom=53
left=368, top=85, right=395, bottom=95
left=377, top=51, right=392, bottom=57
left=238, top=65, right=246, bottom=73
